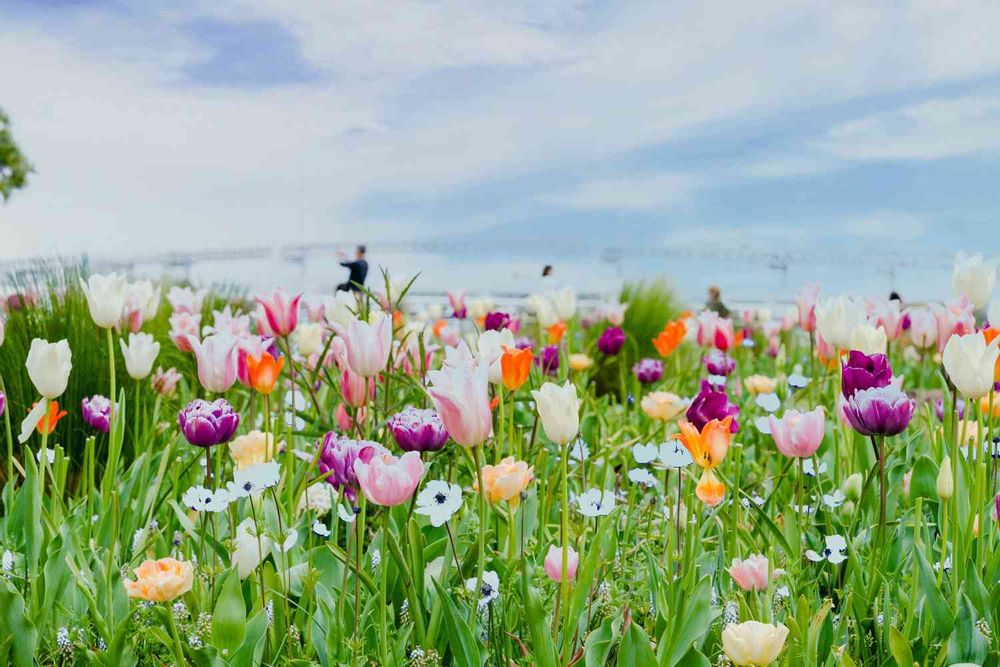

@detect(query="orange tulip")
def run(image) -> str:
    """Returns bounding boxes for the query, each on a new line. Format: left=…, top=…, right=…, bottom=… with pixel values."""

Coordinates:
left=653, top=320, right=686, bottom=358
left=547, top=321, right=567, bottom=344
left=246, top=351, right=285, bottom=395
left=432, top=319, right=448, bottom=339
left=673, top=416, right=732, bottom=507
left=984, top=328, right=1000, bottom=381
left=36, top=401, right=68, bottom=435
left=501, top=346, right=533, bottom=391
left=695, top=469, right=725, bottom=507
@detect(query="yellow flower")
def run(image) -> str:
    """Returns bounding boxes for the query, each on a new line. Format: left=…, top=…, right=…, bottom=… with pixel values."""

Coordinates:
left=474, top=457, right=533, bottom=507
left=569, top=353, right=593, bottom=371
left=640, top=391, right=686, bottom=421
left=722, top=621, right=788, bottom=666
left=124, top=558, right=194, bottom=602
left=229, top=430, right=279, bottom=470
left=743, top=374, right=777, bottom=395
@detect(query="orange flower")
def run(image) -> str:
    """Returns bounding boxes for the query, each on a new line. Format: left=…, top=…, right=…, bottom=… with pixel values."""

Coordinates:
left=124, top=558, right=194, bottom=602
left=653, top=320, right=686, bottom=358
left=35, top=401, right=67, bottom=435
left=547, top=321, right=567, bottom=344
left=432, top=319, right=448, bottom=339
left=984, top=328, right=1000, bottom=381
left=474, top=456, right=533, bottom=507
left=246, top=351, right=285, bottom=395
left=500, top=346, right=533, bottom=391
left=392, top=309, right=404, bottom=331
left=673, top=416, right=732, bottom=507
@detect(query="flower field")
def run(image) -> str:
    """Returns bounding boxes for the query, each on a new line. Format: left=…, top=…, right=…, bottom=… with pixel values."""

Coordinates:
left=0, top=257, right=999, bottom=666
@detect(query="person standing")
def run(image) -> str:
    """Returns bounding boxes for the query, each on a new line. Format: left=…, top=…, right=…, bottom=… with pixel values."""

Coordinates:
left=705, top=285, right=730, bottom=317
left=336, top=245, right=369, bottom=292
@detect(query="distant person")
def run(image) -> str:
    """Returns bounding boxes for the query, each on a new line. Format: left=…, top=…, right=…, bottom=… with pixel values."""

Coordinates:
left=542, top=265, right=553, bottom=278
left=889, top=291, right=901, bottom=302
left=336, top=245, right=368, bottom=292
left=706, top=285, right=730, bottom=317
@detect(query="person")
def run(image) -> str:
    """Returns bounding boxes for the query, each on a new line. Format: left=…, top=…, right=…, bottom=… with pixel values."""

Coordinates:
left=542, top=265, right=553, bottom=278
left=705, top=285, right=730, bottom=317
left=336, top=245, right=368, bottom=292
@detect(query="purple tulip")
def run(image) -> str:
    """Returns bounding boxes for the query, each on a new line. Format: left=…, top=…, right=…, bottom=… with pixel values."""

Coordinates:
left=703, top=350, right=736, bottom=376
left=387, top=406, right=449, bottom=452
left=597, top=326, right=626, bottom=356
left=535, top=344, right=560, bottom=376
left=841, top=350, right=892, bottom=399
left=843, top=380, right=915, bottom=437
left=686, top=380, right=740, bottom=432
left=995, top=494, right=1000, bottom=526
left=515, top=337, right=534, bottom=351
left=82, top=395, right=112, bottom=433
left=483, top=311, right=511, bottom=332
left=317, top=432, right=387, bottom=501
left=178, top=398, right=240, bottom=447
left=934, top=397, right=965, bottom=423
left=632, top=358, right=663, bottom=384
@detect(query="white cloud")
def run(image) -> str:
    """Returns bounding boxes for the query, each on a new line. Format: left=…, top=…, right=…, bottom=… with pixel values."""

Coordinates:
left=843, top=210, right=926, bottom=239
left=540, top=173, right=702, bottom=210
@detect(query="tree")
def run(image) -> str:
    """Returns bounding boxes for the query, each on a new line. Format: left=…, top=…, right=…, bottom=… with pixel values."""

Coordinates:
left=0, top=108, right=33, bottom=201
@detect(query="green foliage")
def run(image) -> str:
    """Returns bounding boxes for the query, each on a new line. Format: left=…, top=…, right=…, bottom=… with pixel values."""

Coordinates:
left=0, top=109, right=32, bottom=202
left=619, top=277, right=687, bottom=359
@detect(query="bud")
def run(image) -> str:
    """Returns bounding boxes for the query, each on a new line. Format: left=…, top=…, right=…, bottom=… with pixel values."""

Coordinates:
left=936, top=457, right=954, bottom=501
left=841, top=500, right=855, bottom=516
left=842, top=473, right=863, bottom=501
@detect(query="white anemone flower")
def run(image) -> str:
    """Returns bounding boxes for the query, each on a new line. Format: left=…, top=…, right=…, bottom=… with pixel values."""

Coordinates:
left=658, top=441, right=694, bottom=468
left=577, top=488, right=615, bottom=518
left=465, top=570, right=500, bottom=610
left=628, top=468, right=658, bottom=488
left=415, top=480, right=463, bottom=527
left=806, top=534, right=847, bottom=564
left=632, top=443, right=659, bottom=464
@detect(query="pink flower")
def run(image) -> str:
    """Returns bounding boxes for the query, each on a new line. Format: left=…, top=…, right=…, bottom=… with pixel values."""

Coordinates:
left=336, top=403, right=366, bottom=431
left=256, top=289, right=303, bottom=337
left=167, top=286, right=206, bottom=314
left=727, top=554, right=769, bottom=591
left=931, top=297, right=976, bottom=354
left=447, top=290, right=467, bottom=319
left=768, top=407, right=825, bottom=458
left=304, top=295, right=325, bottom=323
left=341, top=367, right=375, bottom=408
left=907, top=307, right=937, bottom=349
left=795, top=284, right=820, bottom=332
left=169, top=312, right=201, bottom=352
left=236, top=336, right=275, bottom=387
left=544, top=544, right=579, bottom=583
left=426, top=343, right=492, bottom=447
left=187, top=333, right=239, bottom=393
left=696, top=311, right=735, bottom=351
left=355, top=451, right=424, bottom=506
left=869, top=298, right=904, bottom=340
left=334, top=313, right=392, bottom=378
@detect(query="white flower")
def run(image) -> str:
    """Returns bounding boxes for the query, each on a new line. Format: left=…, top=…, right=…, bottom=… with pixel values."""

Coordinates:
left=792, top=503, right=816, bottom=515
left=465, top=570, right=500, bottom=610
left=227, top=461, right=281, bottom=498
left=787, top=373, right=810, bottom=388
left=632, top=443, right=659, bottom=464
left=80, top=272, right=129, bottom=328
left=806, top=534, right=847, bottom=564
left=312, top=520, right=331, bottom=537
left=628, top=468, right=658, bottom=488
left=126, top=280, right=161, bottom=322
left=297, top=482, right=334, bottom=516
left=415, top=480, right=463, bottom=527
left=707, top=374, right=727, bottom=386
left=275, top=529, right=298, bottom=554
left=294, top=322, right=325, bottom=357
left=849, top=323, right=888, bottom=355
left=755, top=393, right=781, bottom=413
left=802, top=459, right=827, bottom=477
left=549, top=287, right=576, bottom=321
left=2, top=550, right=14, bottom=573
left=35, top=447, right=56, bottom=465
left=822, top=490, right=846, bottom=509
left=25, top=338, right=72, bottom=399
left=181, top=485, right=231, bottom=513
left=740, top=494, right=765, bottom=509
left=119, top=333, right=160, bottom=380
left=953, top=251, right=997, bottom=309
left=577, top=488, right=615, bottom=518
left=532, top=381, right=580, bottom=445
left=337, top=504, right=356, bottom=523
left=754, top=416, right=773, bottom=435
left=232, top=518, right=272, bottom=579
left=476, top=328, right=516, bottom=384
left=933, top=556, right=952, bottom=573
left=658, top=441, right=693, bottom=468
left=815, top=296, right=867, bottom=350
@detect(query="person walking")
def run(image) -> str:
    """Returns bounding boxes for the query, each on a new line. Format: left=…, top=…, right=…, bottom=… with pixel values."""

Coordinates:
left=336, top=245, right=369, bottom=292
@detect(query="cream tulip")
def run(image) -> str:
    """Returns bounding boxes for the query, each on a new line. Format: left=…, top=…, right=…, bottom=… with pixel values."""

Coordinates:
left=294, top=322, right=325, bottom=357
left=952, top=251, right=997, bottom=309
left=26, top=338, right=72, bottom=399
left=531, top=381, right=579, bottom=445
left=119, top=332, right=160, bottom=380
left=549, top=287, right=576, bottom=321
left=80, top=272, right=129, bottom=328
left=477, top=328, right=516, bottom=384
left=127, top=280, right=161, bottom=322
left=849, top=323, right=887, bottom=355
left=936, top=456, right=953, bottom=501
left=815, top=296, right=867, bottom=351
left=721, top=621, right=789, bottom=666
left=943, top=332, right=1000, bottom=399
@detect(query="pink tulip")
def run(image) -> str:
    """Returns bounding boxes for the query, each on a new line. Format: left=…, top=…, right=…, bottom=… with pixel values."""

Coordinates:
left=167, top=286, right=206, bottom=314
left=304, top=295, right=325, bottom=323
left=169, top=312, right=201, bottom=352
left=355, top=451, right=424, bottom=506
left=426, top=344, right=492, bottom=447
left=187, top=333, right=239, bottom=393
left=796, top=284, right=820, bottom=332
left=870, top=298, right=904, bottom=340
left=727, top=554, right=769, bottom=591
left=256, top=289, right=303, bottom=337
left=341, top=367, right=375, bottom=408
left=931, top=297, right=975, bottom=354
left=333, top=313, right=392, bottom=378
left=447, top=290, right=467, bottom=319
left=768, top=407, right=825, bottom=458
left=237, top=336, right=275, bottom=387
left=907, top=307, right=937, bottom=349
left=336, top=402, right=366, bottom=431
left=696, top=311, right=735, bottom=351
left=544, top=544, right=579, bottom=583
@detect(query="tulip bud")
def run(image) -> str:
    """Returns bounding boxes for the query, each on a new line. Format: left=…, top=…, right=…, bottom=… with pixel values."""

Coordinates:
left=842, top=473, right=863, bottom=501
left=936, top=457, right=954, bottom=501
left=841, top=500, right=855, bottom=516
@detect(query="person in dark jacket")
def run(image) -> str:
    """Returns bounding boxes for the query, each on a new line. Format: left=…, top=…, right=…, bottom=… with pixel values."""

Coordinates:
left=336, top=245, right=369, bottom=292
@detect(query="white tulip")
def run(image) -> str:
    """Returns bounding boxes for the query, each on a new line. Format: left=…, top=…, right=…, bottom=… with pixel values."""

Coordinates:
left=943, top=332, right=1000, bottom=399
left=231, top=518, right=272, bottom=579
left=127, top=280, right=161, bottom=322
left=849, top=323, right=887, bottom=355
left=477, top=328, right=516, bottom=384
left=294, top=322, right=325, bottom=356
left=549, top=287, right=577, bottom=321
left=79, top=272, right=129, bottom=328
left=322, top=291, right=357, bottom=328
left=815, top=295, right=867, bottom=350
left=26, top=338, right=72, bottom=398
left=527, top=293, right=558, bottom=328
left=531, top=381, right=580, bottom=445
left=953, top=251, right=997, bottom=309
left=119, top=333, right=160, bottom=380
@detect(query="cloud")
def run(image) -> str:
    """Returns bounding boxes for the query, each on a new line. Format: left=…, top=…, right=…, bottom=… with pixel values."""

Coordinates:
left=843, top=210, right=926, bottom=239
left=540, top=173, right=702, bottom=211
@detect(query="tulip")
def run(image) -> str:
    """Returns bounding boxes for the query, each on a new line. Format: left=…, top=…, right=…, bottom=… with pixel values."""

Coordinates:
left=535, top=344, right=560, bottom=376
left=907, top=307, right=938, bottom=349
left=229, top=430, right=278, bottom=470
left=653, top=320, right=686, bottom=358
left=547, top=321, right=567, bottom=344
left=937, top=456, right=954, bottom=500
left=119, top=332, right=160, bottom=380
left=549, top=287, right=576, bottom=321
left=528, top=293, right=558, bottom=328
left=843, top=379, right=915, bottom=437
left=151, top=367, right=182, bottom=396
left=387, top=406, right=449, bottom=452
left=474, top=456, right=533, bottom=507
left=728, top=554, right=769, bottom=591
left=722, top=621, right=788, bottom=666
left=246, top=350, right=285, bottom=395
left=501, top=346, right=533, bottom=391
left=841, top=350, right=892, bottom=398
left=984, top=328, right=1000, bottom=382
left=334, top=312, right=392, bottom=378
left=943, top=332, right=1000, bottom=399
left=544, top=544, right=579, bottom=582
left=478, top=328, right=516, bottom=384
left=427, top=348, right=493, bottom=447
left=768, top=407, right=825, bottom=458
left=632, top=358, right=663, bottom=384
left=568, top=353, right=593, bottom=371
left=355, top=451, right=424, bottom=506
left=125, top=280, right=160, bottom=323
left=124, top=558, right=194, bottom=602
left=641, top=391, right=686, bottom=421
left=532, top=381, right=580, bottom=445
left=931, top=297, right=976, bottom=354
left=178, top=398, right=240, bottom=447
left=815, top=295, right=867, bottom=350
left=34, top=401, right=68, bottom=436
left=447, top=290, right=467, bottom=319
left=340, top=366, right=374, bottom=408
left=704, top=350, right=736, bottom=376
left=953, top=251, right=997, bottom=309
left=80, top=272, right=129, bottom=328
left=294, top=322, right=324, bottom=356
left=743, top=375, right=776, bottom=395
left=597, top=326, right=625, bottom=355
left=82, top=395, right=112, bottom=433
left=673, top=416, right=732, bottom=506
left=236, top=336, right=274, bottom=387
left=187, top=333, right=239, bottom=393
left=26, top=338, right=72, bottom=399
left=870, top=298, right=904, bottom=340
left=483, top=311, right=511, bottom=331
left=795, top=283, right=820, bottom=332
left=167, top=286, right=207, bottom=314
left=687, top=380, right=739, bottom=432
left=168, top=312, right=201, bottom=352
left=256, top=288, right=303, bottom=337
left=990, top=298, right=1000, bottom=328
left=696, top=311, right=735, bottom=350
left=317, top=433, right=386, bottom=501
left=849, top=323, right=887, bottom=355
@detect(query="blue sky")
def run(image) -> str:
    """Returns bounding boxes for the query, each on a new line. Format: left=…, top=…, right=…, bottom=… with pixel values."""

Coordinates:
left=1, top=0, right=999, bottom=300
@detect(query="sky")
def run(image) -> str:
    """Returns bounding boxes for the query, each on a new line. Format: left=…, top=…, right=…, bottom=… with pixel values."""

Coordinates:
left=1, top=0, right=999, bottom=303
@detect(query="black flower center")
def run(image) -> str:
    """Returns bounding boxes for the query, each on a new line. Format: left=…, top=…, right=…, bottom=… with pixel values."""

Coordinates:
left=434, top=492, right=447, bottom=504
left=480, top=583, right=493, bottom=597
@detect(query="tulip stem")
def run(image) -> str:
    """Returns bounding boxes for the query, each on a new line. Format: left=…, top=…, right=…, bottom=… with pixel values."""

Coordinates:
left=1, top=375, right=12, bottom=484
left=471, top=445, right=487, bottom=626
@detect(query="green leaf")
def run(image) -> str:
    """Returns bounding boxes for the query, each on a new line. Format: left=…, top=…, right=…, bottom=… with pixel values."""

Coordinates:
left=947, top=594, right=988, bottom=665
left=674, top=647, right=711, bottom=667
left=888, top=626, right=913, bottom=667
left=617, top=617, right=657, bottom=667
left=525, top=586, right=558, bottom=667
left=909, top=455, right=938, bottom=500
left=584, top=615, right=620, bottom=667
left=431, top=579, right=482, bottom=667
left=211, top=568, right=247, bottom=655
left=659, top=576, right=715, bottom=667
left=915, top=548, right=953, bottom=638
left=228, top=611, right=269, bottom=667
left=0, top=580, right=38, bottom=667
